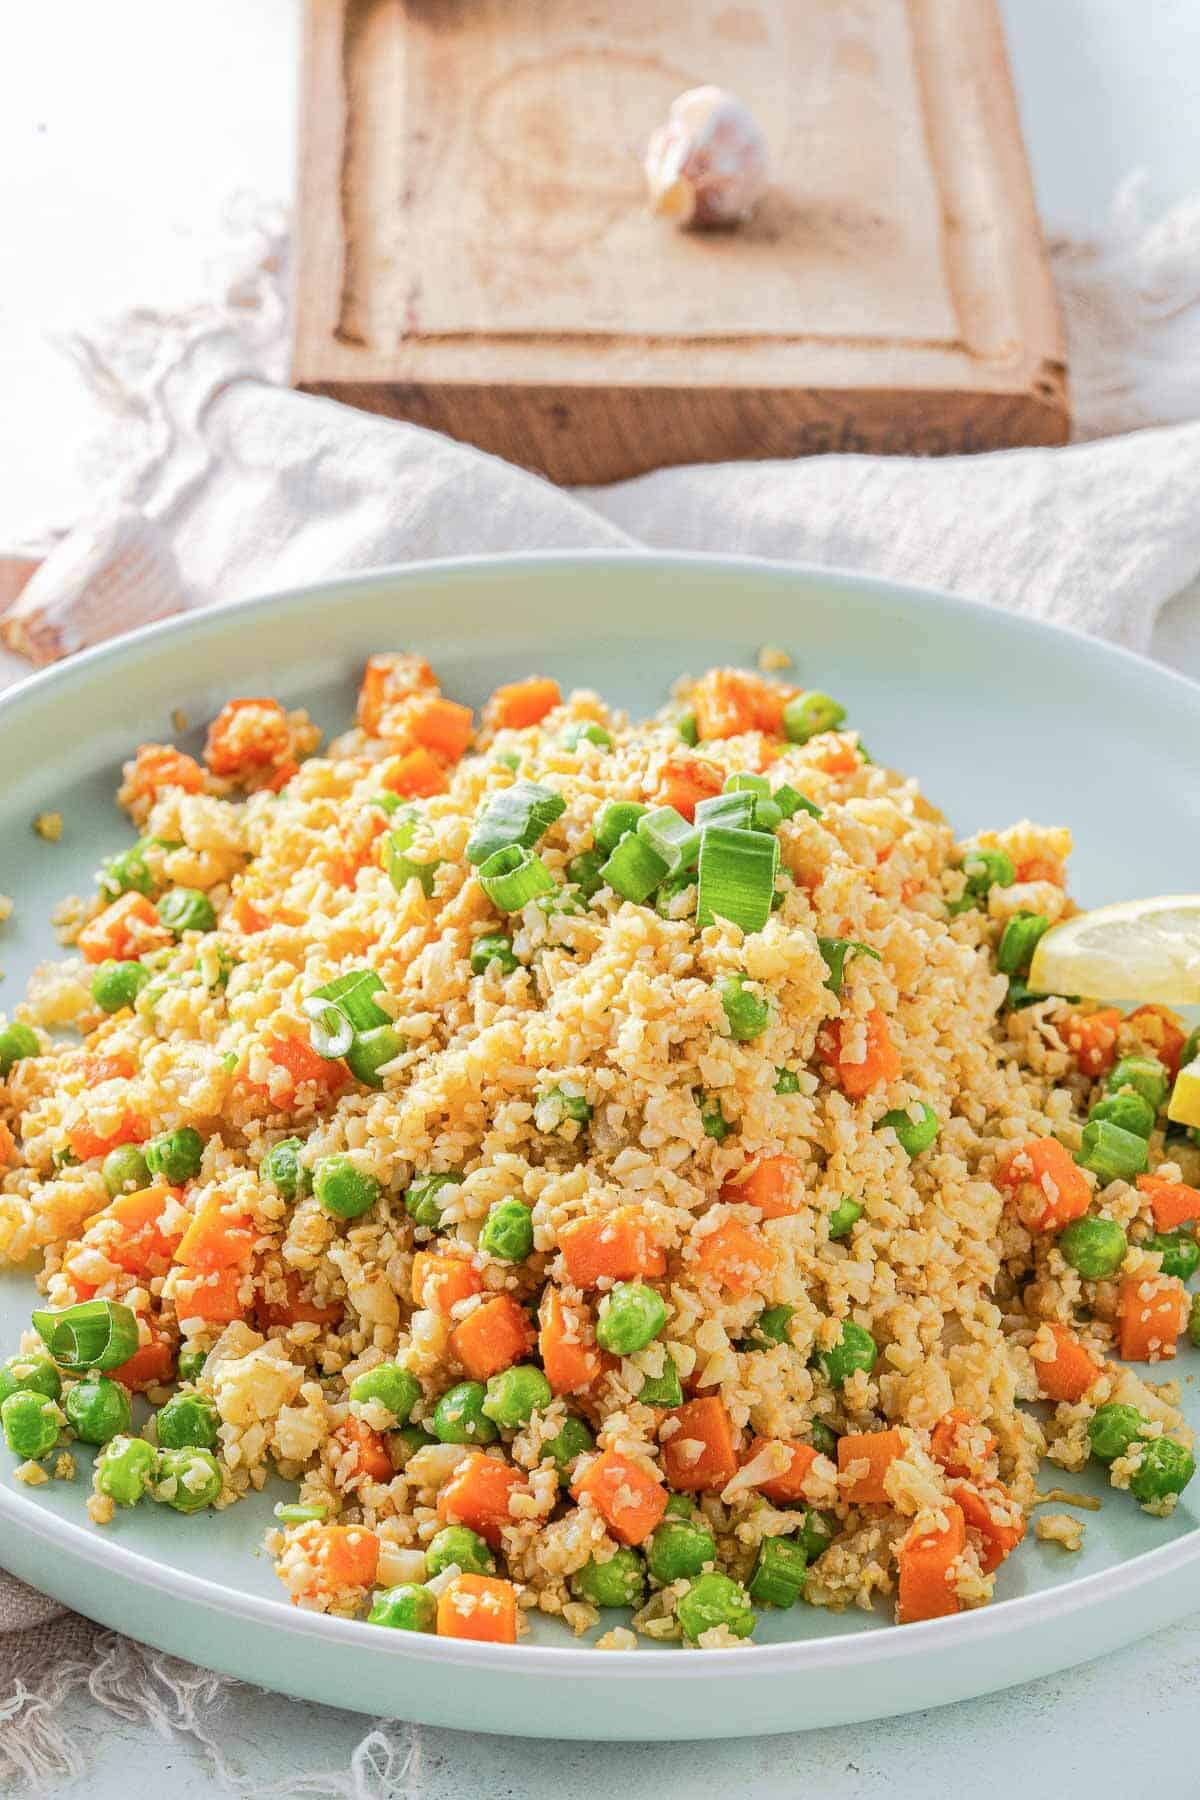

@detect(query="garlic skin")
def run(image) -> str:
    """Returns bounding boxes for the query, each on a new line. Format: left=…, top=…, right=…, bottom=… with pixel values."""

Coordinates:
left=644, top=86, right=769, bottom=229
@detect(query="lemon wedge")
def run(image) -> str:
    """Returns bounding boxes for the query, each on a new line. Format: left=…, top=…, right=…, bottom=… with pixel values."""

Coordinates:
left=1168, top=1058, right=1200, bottom=1127
left=1027, top=895, right=1200, bottom=1004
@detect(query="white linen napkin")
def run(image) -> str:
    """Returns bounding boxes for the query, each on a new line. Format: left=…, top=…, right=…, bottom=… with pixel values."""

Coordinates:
left=2, top=178, right=1200, bottom=1789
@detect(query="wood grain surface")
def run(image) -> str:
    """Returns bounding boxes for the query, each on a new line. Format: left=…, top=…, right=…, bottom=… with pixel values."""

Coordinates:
left=293, top=0, right=1069, bottom=483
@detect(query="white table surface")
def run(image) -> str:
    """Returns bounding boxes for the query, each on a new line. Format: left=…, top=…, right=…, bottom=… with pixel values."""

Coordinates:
left=4, top=3, right=1200, bottom=1794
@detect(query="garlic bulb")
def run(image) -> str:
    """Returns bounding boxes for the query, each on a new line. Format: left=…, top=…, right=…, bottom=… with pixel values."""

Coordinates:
left=644, top=85, right=769, bottom=229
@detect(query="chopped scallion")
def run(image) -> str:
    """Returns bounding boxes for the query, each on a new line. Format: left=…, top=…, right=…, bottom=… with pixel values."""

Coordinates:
left=636, top=806, right=700, bottom=876
left=817, top=937, right=881, bottom=996
left=594, top=801, right=647, bottom=854
left=467, top=782, right=565, bottom=866
left=601, top=833, right=669, bottom=904
left=696, top=826, right=779, bottom=934
left=478, top=845, right=557, bottom=911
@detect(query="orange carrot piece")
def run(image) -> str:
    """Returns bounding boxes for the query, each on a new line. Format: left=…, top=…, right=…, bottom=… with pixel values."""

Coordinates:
left=412, top=1251, right=484, bottom=1317
left=82, top=1051, right=136, bottom=1085
left=124, top=743, right=206, bottom=801
left=1061, top=1008, right=1122, bottom=1079
left=174, top=1191, right=256, bottom=1272
left=265, top=1033, right=349, bottom=1098
left=451, top=1295, right=534, bottom=1382
left=720, top=1153, right=805, bottom=1220
left=489, top=678, right=561, bottom=731
left=693, top=1216, right=774, bottom=1296
left=825, top=1007, right=901, bottom=1099
left=86, top=1183, right=182, bottom=1277
left=438, top=1451, right=529, bottom=1548
left=653, top=756, right=723, bottom=823
left=837, top=1428, right=904, bottom=1504
left=204, top=697, right=290, bottom=777
left=996, top=1138, right=1091, bottom=1232
left=312, top=1523, right=380, bottom=1589
left=661, top=1396, right=739, bottom=1493
left=436, top=1572, right=518, bottom=1643
left=572, top=1448, right=668, bottom=1546
left=1117, top=1273, right=1188, bottom=1363
left=557, top=1208, right=666, bottom=1288
left=929, top=1408, right=996, bottom=1480
left=1014, top=855, right=1063, bottom=885
left=379, top=746, right=447, bottom=799
left=337, top=1414, right=394, bottom=1482
left=1137, top=1174, right=1200, bottom=1232
left=897, top=1502, right=966, bottom=1623
left=77, top=892, right=169, bottom=964
left=407, top=695, right=474, bottom=762
left=173, top=1264, right=248, bottom=1325
left=0, top=1122, right=15, bottom=1168
left=816, top=740, right=859, bottom=776
left=110, top=1333, right=176, bottom=1391
left=950, top=1480, right=1026, bottom=1574
left=231, top=891, right=269, bottom=934
left=68, top=1110, right=148, bottom=1164
left=256, top=1267, right=343, bottom=1329
left=538, top=1286, right=603, bottom=1395
left=1125, top=1005, right=1187, bottom=1078
left=690, top=670, right=786, bottom=741
left=743, top=1436, right=820, bottom=1505
left=1031, top=1322, right=1102, bottom=1401
left=357, top=653, right=438, bottom=736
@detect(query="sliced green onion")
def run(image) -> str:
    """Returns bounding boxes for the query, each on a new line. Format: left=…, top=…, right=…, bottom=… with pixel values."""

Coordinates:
left=479, top=845, right=556, bottom=911
left=301, top=999, right=355, bottom=1060
left=311, top=969, right=390, bottom=1031
left=344, top=1024, right=406, bottom=1088
left=601, top=833, right=669, bottom=904
left=773, top=784, right=822, bottom=821
left=386, top=815, right=441, bottom=897
left=32, top=1300, right=139, bottom=1373
left=636, top=807, right=700, bottom=876
left=566, top=849, right=606, bottom=898
left=783, top=692, right=846, bottom=744
left=466, top=782, right=565, bottom=866
left=817, top=937, right=882, bottom=995
left=594, top=801, right=647, bottom=854
left=724, top=772, right=770, bottom=797
left=676, top=709, right=699, bottom=747
left=996, top=912, right=1050, bottom=977
left=696, top=826, right=779, bottom=934
left=561, top=722, right=612, bottom=752
left=752, top=798, right=783, bottom=833
left=655, top=868, right=697, bottom=920
left=274, top=1501, right=329, bottom=1525
left=694, top=792, right=755, bottom=831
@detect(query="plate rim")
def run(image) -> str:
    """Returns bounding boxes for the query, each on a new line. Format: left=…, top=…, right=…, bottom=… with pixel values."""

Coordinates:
left=3, top=546, right=1200, bottom=1681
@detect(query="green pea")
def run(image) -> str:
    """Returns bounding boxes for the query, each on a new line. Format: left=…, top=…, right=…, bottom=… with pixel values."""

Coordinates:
left=774, top=1068, right=801, bottom=1095
left=1058, top=1216, right=1128, bottom=1280
left=1076, top=1120, right=1148, bottom=1184
left=315, top=1154, right=380, bottom=1221
left=718, top=974, right=771, bottom=1043
left=65, top=1375, right=132, bottom=1445
left=0, top=1352, right=62, bottom=1405
left=747, top=1305, right=794, bottom=1349
left=695, top=1093, right=730, bottom=1142
left=1190, top=1292, right=1200, bottom=1351
left=1089, top=1092, right=1157, bottom=1140
left=664, top=1493, right=696, bottom=1521
left=150, top=1446, right=223, bottom=1512
left=566, top=850, right=607, bottom=900
left=878, top=1103, right=939, bottom=1157
left=145, top=1126, right=204, bottom=1185
left=157, top=887, right=216, bottom=938
left=425, top=1523, right=495, bottom=1577
left=676, top=1572, right=754, bottom=1643
left=595, top=1282, right=667, bottom=1355
left=542, top=1414, right=594, bottom=1479
left=535, top=1085, right=592, bottom=1133
left=948, top=847, right=1015, bottom=914
left=1129, top=1436, right=1196, bottom=1504
left=570, top=1548, right=646, bottom=1610
left=676, top=708, right=699, bottom=747
left=96, top=1434, right=156, bottom=1506
left=368, top=1583, right=437, bottom=1632
left=350, top=1362, right=421, bottom=1425
left=101, top=1144, right=152, bottom=1197
left=1145, top=1232, right=1200, bottom=1283
left=1, top=1390, right=62, bottom=1459
left=91, top=959, right=151, bottom=1014
left=799, top=1508, right=836, bottom=1561
left=561, top=721, right=612, bottom=752
left=482, top=1364, right=551, bottom=1430
left=404, top=1171, right=463, bottom=1230
left=748, top=1535, right=807, bottom=1607
left=996, top=913, right=1051, bottom=977
left=260, top=1136, right=312, bottom=1200
left=647, top=1518, right=715, bottom=1584
left=637, top=1358, right=683, bottom=1407
left=470, top=933, right=519, bottom=977
left=1107, top=1056, right=1170, bottom=1113
left=478, top=1198, right=535, bottom=1263
left=816, top=1321, right=877, bottom=1388
left=0, top=1022, right=39, bottom=1077
left=783, top=691, right=846, bottom=744
left=156, top=1390, right=220, bottom=1450
left=432, top=1381, right=498, bottom=1445
left=809, top=1422, right=838, bottom=1457
left=1087, top=1403, right=1147, bottom=1463
left=99, top=840, right=156, bottom=902
left=177, top=1347, right=207, bottom=1384
left=395, top=1423, right=437, bottom=1462
left=828, top=1196, right=863, bottom=1241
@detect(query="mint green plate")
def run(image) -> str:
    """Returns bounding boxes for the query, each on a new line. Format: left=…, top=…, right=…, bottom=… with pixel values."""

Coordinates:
left=1, top=553, right=1198, bottom=1738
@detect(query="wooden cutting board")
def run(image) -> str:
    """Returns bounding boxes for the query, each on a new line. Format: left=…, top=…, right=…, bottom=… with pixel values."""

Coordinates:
left=293, top=0, right=1069, bottom=484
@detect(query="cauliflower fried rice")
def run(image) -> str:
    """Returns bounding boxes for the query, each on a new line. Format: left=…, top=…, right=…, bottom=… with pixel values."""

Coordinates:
left=0, top=654, right=1197, bottom=1646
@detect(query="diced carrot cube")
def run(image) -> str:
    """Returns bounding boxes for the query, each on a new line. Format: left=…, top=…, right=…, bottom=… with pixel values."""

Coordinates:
left=1031, top=1322, right=1102, bottom=1401
left=255, top=1267, right=342, bottom=1330
left=68, top=1110, right=149, bottom=1164
left=77, top=892, right=169, bottom=965
left=173, top=1264, right=248, bottom=1325
left=997, top=1138, right=1091, bottom=1232
left=110, top=1333, right=176, bottom=1391
left=408, top=695, right=474, bottom=762
left=660, top=1396, right=739, bottom=1492
left=438, top=1451, right=529, bottom=1548
left=720, top=1154, right=805, bottom=1220
left=1117, top=1274, right=1188, bottom=1363
left=379, top=747, right=447, bottom=798
left=451, top=1295, right=534, bottom=1382
left=1124, top=1006, right=1187, bottom=1079
left=824, top=1008, right=901, bottom=1099
left=743, top=1435, right=820, bottom=1505
left=313, top=1523, right=380, bottom=1590
left=412, top=1251, right=484, bottom=1317
left=572, top=1448, right=667, bottom=1546
left=488, top=678, right=561, bottom=731
left=204, top=698, right=290, bottom=777
left=124, top=743, right=206, bottom=801
left=1061, top=1008, right=1122, bottom=1079
left=1137, top=1174, right=1200, bottom=1232
left=357, top=654, right=437, bottom=737
left=950, top=1480, right=1026, bottom=1574
left=929, top=1408, right=996, bottom=1480
left=436, top=1572, right=518, bottom=1643
left=897, top=1502, right=966, bottom=1623
left=337, top=1414, right=394, bottom=1482
left=692, top=1215, right=774, bottom=1296
left=690, top=670, right=787, bottom=741
left=653, top=757, right=723, bottom=823
left=837, top=1428, right=904, bottom=1504
left=557, top=1208, right=665, bottom=1289
left=538, top=1286, right=603, bottom=1394
left=174, top=1190, right=256, bottom=1272
left=1014, top=855, right=1063, bottom=885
